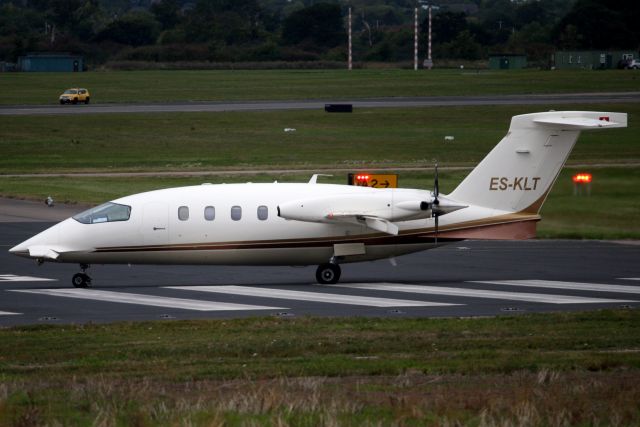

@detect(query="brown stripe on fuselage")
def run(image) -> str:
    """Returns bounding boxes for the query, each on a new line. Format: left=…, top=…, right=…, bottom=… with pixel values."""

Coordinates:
left=94, top=213, right=539, bottom=253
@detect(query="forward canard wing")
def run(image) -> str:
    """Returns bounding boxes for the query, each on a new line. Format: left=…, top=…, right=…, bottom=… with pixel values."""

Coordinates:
left=27, top=246, right=61, bottom=260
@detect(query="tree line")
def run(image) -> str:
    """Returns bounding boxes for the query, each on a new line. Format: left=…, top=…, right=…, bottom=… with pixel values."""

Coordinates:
left=0, top=0, right=638, bottom=67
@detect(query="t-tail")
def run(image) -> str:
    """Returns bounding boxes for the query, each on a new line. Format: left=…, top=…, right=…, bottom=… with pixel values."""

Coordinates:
left=444, top=111, right=627, bottom=238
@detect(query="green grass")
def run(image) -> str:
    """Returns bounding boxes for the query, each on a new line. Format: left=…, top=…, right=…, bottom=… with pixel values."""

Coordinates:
left=1, top=69, right=639, bottom=105
left=0, top=311, right=639, bottom=425
left=0, top=104, right=637, bottom=173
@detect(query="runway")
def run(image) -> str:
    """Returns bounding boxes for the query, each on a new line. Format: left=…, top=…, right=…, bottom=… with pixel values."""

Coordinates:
left=2, top=216, right=638, bottom=326
left=1, top=92, right=639, bottom=116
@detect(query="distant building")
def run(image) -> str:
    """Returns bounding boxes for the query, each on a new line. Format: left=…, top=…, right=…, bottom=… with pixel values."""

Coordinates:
left=0, top=61, right=16, bottom=72
left=553, top=51, right=637, bottom=69
left=488, top=54, right=527, bottom=70
left=18, top=53, right=83, bottom=72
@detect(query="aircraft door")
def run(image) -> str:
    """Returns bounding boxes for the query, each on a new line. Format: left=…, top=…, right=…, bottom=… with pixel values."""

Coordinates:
left=142, top=202, right=169, bottom=245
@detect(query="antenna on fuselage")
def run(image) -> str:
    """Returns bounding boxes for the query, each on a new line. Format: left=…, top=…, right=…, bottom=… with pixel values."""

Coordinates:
left=308, top=174, right=333, bottom=184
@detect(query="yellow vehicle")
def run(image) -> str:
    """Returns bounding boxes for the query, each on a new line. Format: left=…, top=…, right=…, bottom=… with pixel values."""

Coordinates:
left=59, top=88, right=90, bottom=105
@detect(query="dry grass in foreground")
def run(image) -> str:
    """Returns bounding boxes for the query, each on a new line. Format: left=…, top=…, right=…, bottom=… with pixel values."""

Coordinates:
left=1, top=310, right=639, bottom=425
left=2, top=371, right=639, bottom=426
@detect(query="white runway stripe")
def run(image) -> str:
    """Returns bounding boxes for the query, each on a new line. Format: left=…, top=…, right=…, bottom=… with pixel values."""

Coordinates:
left=0, top=310, right=20, bottom=315
left=0, top=274, right=56, bottom=282
left=167, top=285, right=457, bottom=307
left=470, top=280, right=640, bottom=295
left=10, top=289, right=286, bottom=311
left=334, top=283, right=635, bottom=304
left=619, top=278, right=640, bottom=281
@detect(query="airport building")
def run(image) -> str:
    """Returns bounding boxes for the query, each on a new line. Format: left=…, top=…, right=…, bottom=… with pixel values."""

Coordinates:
left=17, top=53, right=84, bottom=72
left=488, top=53, right=527, bottom=70
left=553, top=50, right=636, bottom=69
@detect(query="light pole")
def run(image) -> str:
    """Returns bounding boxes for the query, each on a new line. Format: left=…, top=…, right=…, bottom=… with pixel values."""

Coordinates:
left=348, top=7, right=352, bottom=70
left=423, top=4, right=434, bottom=69
left=413, top=6, right=419, bottom=70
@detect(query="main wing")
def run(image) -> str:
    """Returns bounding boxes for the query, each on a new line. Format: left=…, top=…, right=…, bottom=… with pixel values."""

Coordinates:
left=277, top=191, right=466, bottom=235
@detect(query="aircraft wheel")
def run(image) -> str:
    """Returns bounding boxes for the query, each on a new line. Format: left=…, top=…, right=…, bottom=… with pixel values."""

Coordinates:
left=72, top=273, right=91, bottom=288
left=316, top=263, right=341, bottom=285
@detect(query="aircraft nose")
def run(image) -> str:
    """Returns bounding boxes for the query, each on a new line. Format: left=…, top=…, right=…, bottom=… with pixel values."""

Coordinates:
left=9, top=241, right=29, bottom=257
left=8, top=221, right=65, bottom=259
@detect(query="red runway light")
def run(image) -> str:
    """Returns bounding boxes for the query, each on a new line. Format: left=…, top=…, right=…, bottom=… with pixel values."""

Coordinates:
left=572, top=173, right=592, bottom=184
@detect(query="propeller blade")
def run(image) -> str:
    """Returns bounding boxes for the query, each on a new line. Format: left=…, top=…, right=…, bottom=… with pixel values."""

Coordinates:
left=434, top=214, right=438, bottom=245
left=434, top=162, right=439, bottom=201
left=433, top=162, right=439, bottom=245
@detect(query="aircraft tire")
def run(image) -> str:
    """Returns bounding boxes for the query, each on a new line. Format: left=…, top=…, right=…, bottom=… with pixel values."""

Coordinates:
left=72, top=273, right=91, bottom=288
left=316, top=263, right=341, bottom=285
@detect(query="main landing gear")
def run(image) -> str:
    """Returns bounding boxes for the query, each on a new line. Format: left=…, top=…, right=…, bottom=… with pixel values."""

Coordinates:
left=315, top=258, right=341, bottom=285
left=72, top=264, right=92, bottom=288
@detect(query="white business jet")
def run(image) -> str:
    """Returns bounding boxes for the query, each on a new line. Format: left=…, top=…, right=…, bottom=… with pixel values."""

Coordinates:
left=10, top=111, right=627, bottom=287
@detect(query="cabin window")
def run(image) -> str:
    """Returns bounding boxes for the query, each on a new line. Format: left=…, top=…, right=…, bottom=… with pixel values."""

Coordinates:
left=73, top=202, right=131, bottom=224
left=231, top=205, right=242, bottom=221
left=204, top=206, right=215, bottom=221
left=257, top=205, right=268, bottom=221
left=178, top=206, right=189, bottom=221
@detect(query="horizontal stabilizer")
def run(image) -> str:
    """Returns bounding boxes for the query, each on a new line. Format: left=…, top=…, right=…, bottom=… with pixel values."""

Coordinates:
left=533, top=114, right=627, bottom=130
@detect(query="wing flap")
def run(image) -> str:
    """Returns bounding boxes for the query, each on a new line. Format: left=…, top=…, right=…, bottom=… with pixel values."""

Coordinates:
left=363, top=217, right=399, bottom=235
left=328, top=214, right=399, bottom=235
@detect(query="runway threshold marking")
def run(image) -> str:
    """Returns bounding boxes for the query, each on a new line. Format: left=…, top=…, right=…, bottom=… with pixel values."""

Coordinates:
left=0, top=310, right=20, bottom=315
left=166, top=285, right=457, bottom=307
left=333, top=283, right=635, bottom=305
left=9, top=289, right=286, bottom=311
left=0, top=274, right=56, bottom=282
left=469, top=280, right=640, bottom=295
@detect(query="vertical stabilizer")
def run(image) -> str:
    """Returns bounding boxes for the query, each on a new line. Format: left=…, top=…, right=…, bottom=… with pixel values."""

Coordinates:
left=448, top=111, right=627, bottom=214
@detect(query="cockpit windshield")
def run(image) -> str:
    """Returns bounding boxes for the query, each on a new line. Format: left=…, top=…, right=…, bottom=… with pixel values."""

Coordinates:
left=73, top=202, right=131, bottom=224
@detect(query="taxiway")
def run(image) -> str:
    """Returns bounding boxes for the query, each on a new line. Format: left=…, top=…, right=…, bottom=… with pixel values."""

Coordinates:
left=1, top=204, right=638, bottom=326
left=0, top=92, right=639, bottom=116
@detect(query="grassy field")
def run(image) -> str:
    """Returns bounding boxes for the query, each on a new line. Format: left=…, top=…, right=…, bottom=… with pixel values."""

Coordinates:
left=0, top=310, right=639, bottom=425
left=0, top=104, right=637, bottom=173
left=1, top=70, right=639, bottom=426
left=1, top=69, right=639, bottom=105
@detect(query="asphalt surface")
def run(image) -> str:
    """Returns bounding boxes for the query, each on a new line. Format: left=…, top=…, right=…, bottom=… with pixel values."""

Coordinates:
left=1, top=92, right=639, bottom=116
left=1, top=201, right=638, bottom=326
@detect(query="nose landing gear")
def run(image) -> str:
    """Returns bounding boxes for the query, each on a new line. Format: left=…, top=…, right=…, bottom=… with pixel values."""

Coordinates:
left=72, top=264, right=91, bottom=288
